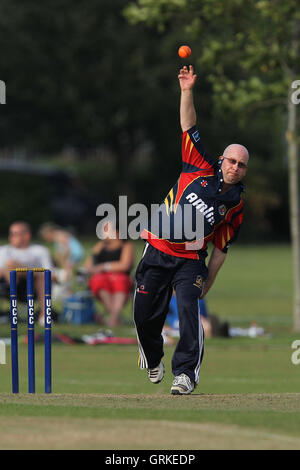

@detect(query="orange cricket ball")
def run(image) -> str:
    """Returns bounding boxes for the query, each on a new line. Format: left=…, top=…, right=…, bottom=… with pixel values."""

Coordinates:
left=178, top=45, right=192, bottom=58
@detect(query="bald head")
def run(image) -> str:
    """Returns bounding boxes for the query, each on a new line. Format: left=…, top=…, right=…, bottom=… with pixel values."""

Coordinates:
left=220, top=143, right=249, bottom=186
left=223, top=144, right=249, bottom=163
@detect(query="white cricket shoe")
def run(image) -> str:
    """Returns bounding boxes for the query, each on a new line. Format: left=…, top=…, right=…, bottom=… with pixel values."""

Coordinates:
left=147, top=361, right=165, bottom=384
left=171, top=373, right=195, bottom=395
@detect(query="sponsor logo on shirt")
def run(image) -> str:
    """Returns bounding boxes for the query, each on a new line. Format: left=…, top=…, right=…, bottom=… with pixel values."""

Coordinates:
left=192, top=130, right=200, bottom=142
left=186, top=193, right=215, bottom=225
left=218, top=204, right=226, bottom=216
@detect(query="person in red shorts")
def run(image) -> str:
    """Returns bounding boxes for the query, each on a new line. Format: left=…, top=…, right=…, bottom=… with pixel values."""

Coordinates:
left=85, top=221, right=134, bottom=327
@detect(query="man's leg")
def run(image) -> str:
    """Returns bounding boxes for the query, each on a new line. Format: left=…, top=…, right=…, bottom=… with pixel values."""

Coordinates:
left=133, top=245, right=175, bottom=370
left=172, top=259, right=207, bottom=386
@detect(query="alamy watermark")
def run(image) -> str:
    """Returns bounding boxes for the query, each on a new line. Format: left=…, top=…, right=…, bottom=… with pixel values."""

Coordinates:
left=96, top=195, right=206, bottom=249
left=0, top=340, right=6, bottom=365
left=291, top=340, right=300, bottom=365
left=291, top=80, right=300, bottom=104
left=0, top=80, right=6, bottom=104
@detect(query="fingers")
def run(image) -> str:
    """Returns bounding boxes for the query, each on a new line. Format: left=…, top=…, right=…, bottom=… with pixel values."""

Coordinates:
left=178, top=66, right=187, bottom=79
left=180, top=65, right=194, bottom=73
left=178, top=65, right=189, bottom=74
left=178, top=65, right=195, bottom=78
left=178, top=64, right=197, bottom=90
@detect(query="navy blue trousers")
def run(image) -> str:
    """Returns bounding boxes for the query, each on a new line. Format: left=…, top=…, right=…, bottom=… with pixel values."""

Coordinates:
left=133, top=243, right=208, bottom=384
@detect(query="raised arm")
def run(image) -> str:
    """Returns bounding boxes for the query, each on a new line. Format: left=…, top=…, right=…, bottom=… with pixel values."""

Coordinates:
left=178, top=65, right=197, bottom=132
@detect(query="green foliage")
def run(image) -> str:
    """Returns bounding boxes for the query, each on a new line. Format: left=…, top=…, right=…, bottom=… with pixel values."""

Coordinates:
left=0, top=0, right=295, bottom=241
left=0, top=172, right=52, bottom=234
left=124, top=0, right=187, bottom=29
left=126, top=0, right=300, bottom=108
left=125, top=0, right=298, bottom=241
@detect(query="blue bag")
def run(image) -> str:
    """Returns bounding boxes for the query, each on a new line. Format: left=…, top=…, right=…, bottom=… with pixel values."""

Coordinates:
left=62, top=291, right=95, bottom=324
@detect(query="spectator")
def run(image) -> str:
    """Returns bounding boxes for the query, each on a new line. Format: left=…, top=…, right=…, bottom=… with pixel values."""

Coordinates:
left=39, top=223, right=84, bottom=281
left=165, top=291, right=229, bottom=339
left=0, top=221, right=54, bottom=324
left=84, top=221, right=134, bottom=327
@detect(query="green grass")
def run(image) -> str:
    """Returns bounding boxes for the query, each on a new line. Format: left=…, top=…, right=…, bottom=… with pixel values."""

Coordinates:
left=1, top=336, right=299, bottom=395
left=0, top=243, right=298, bottom=449
left=205, top=244, right=293, bottom=327
left=0, top=339, right=300, bottom=449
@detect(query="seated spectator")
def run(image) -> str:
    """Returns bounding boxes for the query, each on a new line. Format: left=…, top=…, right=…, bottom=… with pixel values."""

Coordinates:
left=39, top=223, right=84, bottom=281
left=165, top=291, right=229, bottom=339
left=0, top=221, right=54, bottom=324
left=84, top=221, right=134, bottom=327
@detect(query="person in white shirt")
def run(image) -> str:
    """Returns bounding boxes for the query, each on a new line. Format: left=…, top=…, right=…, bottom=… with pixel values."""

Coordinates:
left=0, top=221, right=54, bottom=323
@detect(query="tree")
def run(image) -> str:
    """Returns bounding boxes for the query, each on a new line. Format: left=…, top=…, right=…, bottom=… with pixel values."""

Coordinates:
left=125, top=0, right=300, bottom=330
left=0, top=0, right=181, bottom=202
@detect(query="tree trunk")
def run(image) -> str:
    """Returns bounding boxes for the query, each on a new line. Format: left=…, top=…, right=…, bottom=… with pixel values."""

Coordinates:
left=286, top=84, right=300, bottom=331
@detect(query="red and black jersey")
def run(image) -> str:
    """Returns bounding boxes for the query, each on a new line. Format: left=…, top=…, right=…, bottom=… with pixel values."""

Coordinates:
left=141, top=126, right=245, bottom=259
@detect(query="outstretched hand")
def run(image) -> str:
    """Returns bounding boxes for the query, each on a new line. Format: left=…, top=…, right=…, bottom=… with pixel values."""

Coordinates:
left=178, top=65, right=197, bottom=91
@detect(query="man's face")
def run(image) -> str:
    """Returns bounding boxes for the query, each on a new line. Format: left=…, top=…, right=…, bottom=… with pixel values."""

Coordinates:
left=220, top=146, right=248, bottom=185
left=9, top=224, right=31, bottom=248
